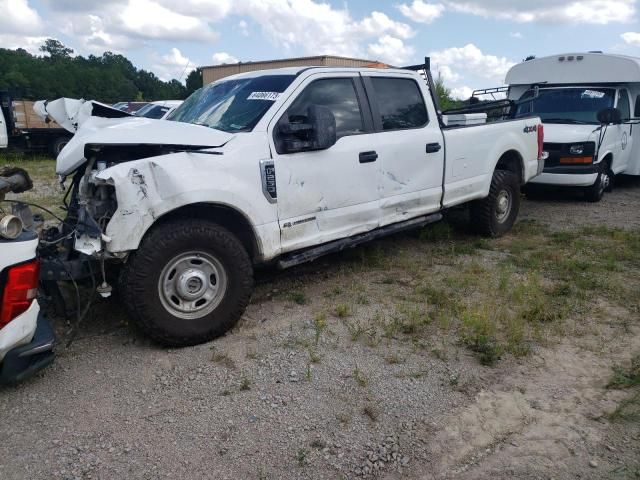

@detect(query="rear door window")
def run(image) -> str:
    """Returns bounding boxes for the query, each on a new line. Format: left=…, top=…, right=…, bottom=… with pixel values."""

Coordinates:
left=369, top=77, right=428, bottom=131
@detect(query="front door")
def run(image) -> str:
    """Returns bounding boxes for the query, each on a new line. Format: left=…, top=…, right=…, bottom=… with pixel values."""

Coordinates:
left=269, top=73, right=381, bottom=253
left=613, top=88, right=633, bottom=173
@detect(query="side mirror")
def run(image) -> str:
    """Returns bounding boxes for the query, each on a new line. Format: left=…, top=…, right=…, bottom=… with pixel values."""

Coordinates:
left=279, top=105, right=337, bottom=153
left=597, top=107, right=622, bottom=125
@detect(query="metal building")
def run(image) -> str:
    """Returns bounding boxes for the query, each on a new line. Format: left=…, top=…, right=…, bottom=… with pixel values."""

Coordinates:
left=201, top=55, right=388, bottom=84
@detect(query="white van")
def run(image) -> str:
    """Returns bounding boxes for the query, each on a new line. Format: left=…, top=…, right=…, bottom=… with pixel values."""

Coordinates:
left=506, top=52, right=640, bottom=201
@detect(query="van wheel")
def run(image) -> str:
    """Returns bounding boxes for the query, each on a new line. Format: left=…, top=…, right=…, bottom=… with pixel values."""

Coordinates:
left=471, top=169, right=520, bottom=237
left=584, top=162, right=611, bottom=203
left=120, top=219, right=254, bottom=347
left=50, top=136, right=70, bottom=157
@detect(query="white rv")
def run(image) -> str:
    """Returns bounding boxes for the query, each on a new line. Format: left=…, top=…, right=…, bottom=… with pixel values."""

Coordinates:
left=506, top=53, right=640, bottom=201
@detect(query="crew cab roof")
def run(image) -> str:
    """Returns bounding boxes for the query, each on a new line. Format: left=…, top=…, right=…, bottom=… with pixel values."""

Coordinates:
left=505, top=52, right=640, bottom=85
left=216, top=66, right=412, bottom=82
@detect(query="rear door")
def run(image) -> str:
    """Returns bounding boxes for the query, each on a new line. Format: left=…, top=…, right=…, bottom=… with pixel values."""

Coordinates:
left=268, top=72, right=381, bottom=253
left=0, top=106, right=8, bottom=148
left=360, top=72, right=445, bottom=226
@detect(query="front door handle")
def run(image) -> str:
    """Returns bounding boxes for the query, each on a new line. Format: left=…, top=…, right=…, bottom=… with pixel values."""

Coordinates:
left=426, top=143, right=442, bottom=153
left=359, top=151, right=378, bottom=163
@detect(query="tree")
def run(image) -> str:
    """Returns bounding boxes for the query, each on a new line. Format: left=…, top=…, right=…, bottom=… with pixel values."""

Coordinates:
left=39, top=39, right=74, bottom=59
left=185, top=68, right=202, bottom=96
left=434, top=74, right=463, bottom=111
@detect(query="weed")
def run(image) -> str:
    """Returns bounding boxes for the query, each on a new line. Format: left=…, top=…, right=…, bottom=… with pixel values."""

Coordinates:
left=335, top=304, right=351, bottom=318
left=211, top=347, right=235, bottom=368
left=289, top=291, right=308, bottom=305
left=296, top=448, right=308, bottom=467
left=461, top=307, right=503, bottom=366
left=305, top=364, right=312, bottom=382
left=313, top=312, right=327, bottom=345
left=607, top=354, right=640, bottom=389
left=362, top=404, right=379, bottom=422
left=240, top=375, right=251, bottom=391
left=385, top=353, right=404, bottom=364
left=431, top=348, right=448, bottom=362
left=310, top=438, right=326, bottom=449
left=353, top=364, right=368, bottom=387
left=308, top=348, right=321, bottom=364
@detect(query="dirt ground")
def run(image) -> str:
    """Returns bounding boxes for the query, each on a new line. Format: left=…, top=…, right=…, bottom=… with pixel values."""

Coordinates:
left=1, top=171, right=639, bottom=480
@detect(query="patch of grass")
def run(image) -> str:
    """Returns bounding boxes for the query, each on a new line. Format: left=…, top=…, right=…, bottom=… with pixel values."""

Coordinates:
left=335, top=303, right=351, bottom=318
left=313, top=312, right=327, bottom=345
left=608, top=354, right=640, bottom=390
left=419, top=221, right=453, bottom=242
left=239, top=375, right=251, bottom=391
left=296, top=448, right=308, bottom=467
left=289, top=291, right=308, bottom=305
left=460, top=307, right=503, bottom=366
left=353, top=364, right=368, bottom=387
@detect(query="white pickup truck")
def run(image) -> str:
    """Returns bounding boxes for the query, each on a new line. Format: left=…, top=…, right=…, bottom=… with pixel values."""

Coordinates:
left=42, top=62, right=543, bottom=347
left=0, top=169, right=55, bottom=383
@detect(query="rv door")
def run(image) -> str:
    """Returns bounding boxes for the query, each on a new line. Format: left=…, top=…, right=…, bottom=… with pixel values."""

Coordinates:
left=0, top=106, right=7, bottom=148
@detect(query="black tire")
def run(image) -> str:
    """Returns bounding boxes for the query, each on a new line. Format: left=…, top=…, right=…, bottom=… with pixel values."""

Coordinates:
left=120, top=219, right=254, bottom=347
left=470, top=170, right=521, bottom=237
left=584, top=161, right=612, bottom=203
left=50, top=136, right=70, bottom=157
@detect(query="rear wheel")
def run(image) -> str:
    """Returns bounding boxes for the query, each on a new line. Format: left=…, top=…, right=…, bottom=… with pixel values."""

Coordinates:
left=120, top=219, right=254, bottom=347
left=49, top=136, right=70, bottom=157
left=584, top=161, right=612, bottom=202
left=470, top=170, right=520, bottom=237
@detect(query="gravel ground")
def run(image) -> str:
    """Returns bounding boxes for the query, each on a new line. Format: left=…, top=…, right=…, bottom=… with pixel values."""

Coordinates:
left=1, top=176, right=639, bottom=480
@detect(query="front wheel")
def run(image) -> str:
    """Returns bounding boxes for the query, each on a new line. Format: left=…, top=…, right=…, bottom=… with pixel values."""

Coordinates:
left=120, top=219, right=254, bottom=347
left=584, top=161, right=612, bottom=203
left=470, top=170, right=521, bottom=237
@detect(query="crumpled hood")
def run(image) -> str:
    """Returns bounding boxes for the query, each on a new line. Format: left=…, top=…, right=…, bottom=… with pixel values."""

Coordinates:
left=542, top=123, right=600, bottom=145
left=56, top=116, right=234, bottom=176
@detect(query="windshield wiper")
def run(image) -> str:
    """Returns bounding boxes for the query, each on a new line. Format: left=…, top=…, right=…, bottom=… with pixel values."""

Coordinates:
left=543, top=118, right=592, bottom=125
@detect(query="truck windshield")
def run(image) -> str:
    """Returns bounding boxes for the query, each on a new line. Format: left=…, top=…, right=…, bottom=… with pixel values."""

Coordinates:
left=515, top=87, right=615, bottom=124
left=168, top=75, right=296, bottom=132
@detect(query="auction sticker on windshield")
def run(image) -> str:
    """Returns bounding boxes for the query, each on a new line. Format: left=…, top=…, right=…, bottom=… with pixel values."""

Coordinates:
left=247, top=92, right=281, bottom=101
left=581, top=90, right=605, bottom=99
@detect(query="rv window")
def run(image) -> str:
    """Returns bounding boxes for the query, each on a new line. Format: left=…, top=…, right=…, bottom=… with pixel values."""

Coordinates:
left=515, top=87, right=615, bottom=124
left=617, top=90, right=631, bottom=121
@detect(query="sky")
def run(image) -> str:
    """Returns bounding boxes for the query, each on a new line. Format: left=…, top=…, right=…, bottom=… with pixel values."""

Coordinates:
left=1, top=0, right=640, bottom=98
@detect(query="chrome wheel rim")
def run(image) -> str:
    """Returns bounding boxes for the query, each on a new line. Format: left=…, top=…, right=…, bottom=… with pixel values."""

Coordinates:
left=600, top=171, right=610, bottom=194
left=495, top=189, right=512, bottom=223
left=158, top=251, right=228, bottom=320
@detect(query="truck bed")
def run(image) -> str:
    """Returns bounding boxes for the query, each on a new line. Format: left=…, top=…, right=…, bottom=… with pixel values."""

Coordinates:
left=12, top=100, right=62, bottom=130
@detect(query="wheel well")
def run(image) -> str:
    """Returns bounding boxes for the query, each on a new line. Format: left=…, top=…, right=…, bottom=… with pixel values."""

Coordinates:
left=496, top=150, right=524, bottom=184
left=156, top=203, right=260, bottom=262
left=601, top=153, right=613, bottom=168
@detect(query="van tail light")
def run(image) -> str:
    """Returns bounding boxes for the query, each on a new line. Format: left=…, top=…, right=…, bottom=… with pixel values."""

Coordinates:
left=0, top=259, right=40, bottom=329
left=537, top=124, right=544, bottom=161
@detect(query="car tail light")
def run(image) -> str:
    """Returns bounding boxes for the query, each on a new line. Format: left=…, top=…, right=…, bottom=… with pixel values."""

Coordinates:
left=0, top=259, right=40, bottom=329
left=537, top=124, right=544, bottom=161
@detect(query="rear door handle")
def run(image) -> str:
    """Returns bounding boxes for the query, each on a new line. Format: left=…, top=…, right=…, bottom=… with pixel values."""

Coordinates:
left=359, top=151, right=378, bottom=163
left=426, top=143, right=442, bottom=153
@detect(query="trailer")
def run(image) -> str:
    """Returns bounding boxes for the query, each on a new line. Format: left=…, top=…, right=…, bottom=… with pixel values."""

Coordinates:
left=0, top=93, right=73, bottom=156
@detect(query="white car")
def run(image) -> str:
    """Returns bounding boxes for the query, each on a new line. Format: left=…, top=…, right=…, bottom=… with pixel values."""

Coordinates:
left=0, top=169, right=54, bottom=384
left=135, top=100, right=183, bottom=120
left=49, top=61, right=543, bottom=347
